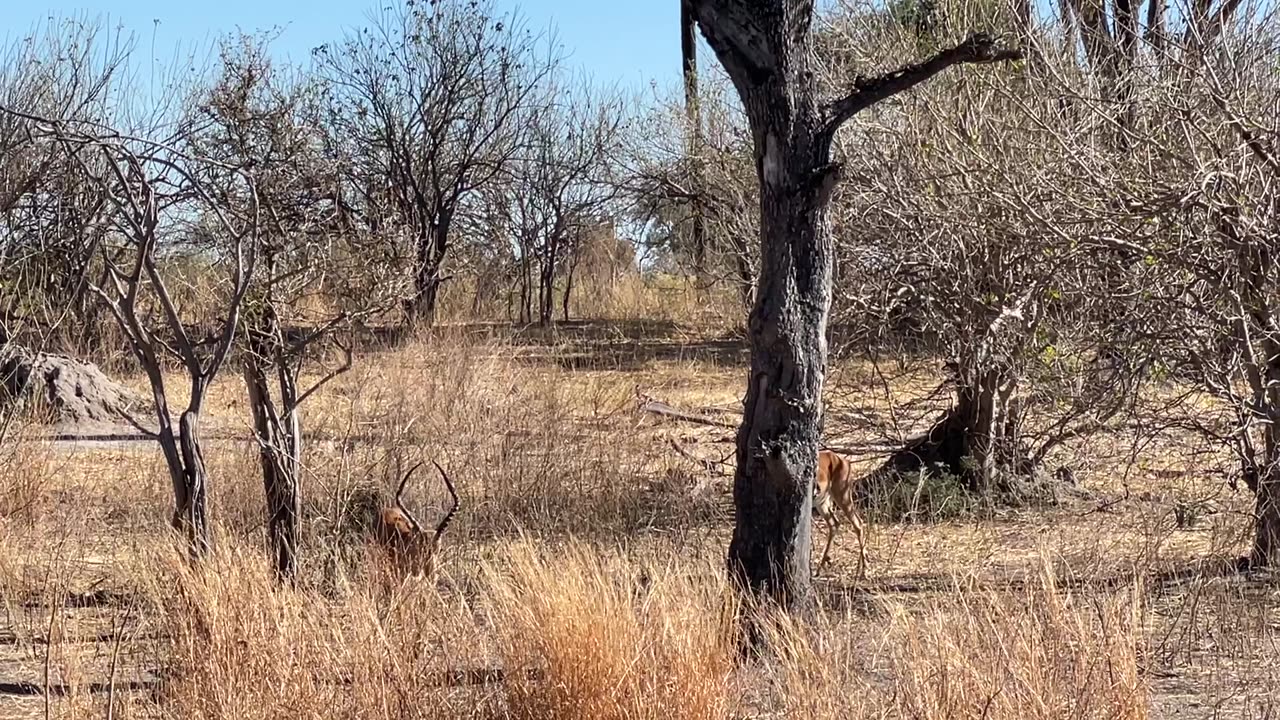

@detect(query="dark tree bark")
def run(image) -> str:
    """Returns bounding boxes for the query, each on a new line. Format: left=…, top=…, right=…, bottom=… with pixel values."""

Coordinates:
left=689, top=0, right=1020, bottom=609
left=518, top=243, right=534, bottom=324
left=405, top=213, right=453, bottom=327
left=1074, top=0, right=1117, bottom=75
left=1253, top=464, right=1280, bottom=566
left=173, top=410, right=213, bottom=558
left=243, top=306, right=302, bottom=583
left=681, top=0, right=708, bottom=283
left=562, top=255, right=577, bottom=323
left=1015, top=0, right=1034, bottom=50
left=1226, top=215, right=1280, bottom=567
left=245, top=362, right=300, bottom=582
left=538, top=244, right=556, bottom=326
left=1145, top=0, right=1167, bottom=53
left=1253, top=330, right=1280, bottom=568
left=867, top=362, right=1031, bottom=499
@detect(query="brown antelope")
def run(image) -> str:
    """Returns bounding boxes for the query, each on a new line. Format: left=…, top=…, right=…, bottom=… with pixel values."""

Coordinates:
left=815, top=448, right=867, bottom=577
left=374, top=459, right=459, bottom=579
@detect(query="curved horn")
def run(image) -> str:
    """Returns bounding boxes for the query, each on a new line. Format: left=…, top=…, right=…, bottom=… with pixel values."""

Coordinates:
left=429, top=460, right=459, bottom=548
left=395, top=460, right=426, bottom=533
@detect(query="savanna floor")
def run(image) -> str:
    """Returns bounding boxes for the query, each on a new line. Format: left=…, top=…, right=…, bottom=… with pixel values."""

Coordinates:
left=0, top=320, right=1276, bottom=719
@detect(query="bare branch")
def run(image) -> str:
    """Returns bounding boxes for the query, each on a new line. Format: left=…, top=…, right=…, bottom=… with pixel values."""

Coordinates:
left=290, top=339, right=354, bottom=411
left=820, top=33, right=1022, bottom=146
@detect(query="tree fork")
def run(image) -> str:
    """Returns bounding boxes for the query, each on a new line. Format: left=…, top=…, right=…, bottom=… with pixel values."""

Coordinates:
left=690, top=0, right=1020, bottom=610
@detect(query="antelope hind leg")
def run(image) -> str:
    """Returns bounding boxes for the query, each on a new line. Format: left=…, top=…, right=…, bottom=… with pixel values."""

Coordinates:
left=819, top=516, right=838, bottom=568
left=849, top=512, right=868, bottom=579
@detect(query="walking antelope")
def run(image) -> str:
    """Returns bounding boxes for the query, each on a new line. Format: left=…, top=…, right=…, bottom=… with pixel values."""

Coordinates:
left=374, top=459, right=458, bottom=579
left=815, top=448, right=867, bottom=577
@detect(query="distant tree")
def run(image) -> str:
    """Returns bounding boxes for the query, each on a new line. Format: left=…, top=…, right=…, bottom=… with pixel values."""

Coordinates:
left=2, top=107, right=260, bottom=561
left=679, top=0, right=708, bottom=283
left=0, top=18, right=130, bottom=349
left=627, top=79, right=758, bottom=310
left=315, top=0, right=557, bottom=326
left=1071, top=13, right=1280, bottom=566
left=504, top=80, right=626, bottom=325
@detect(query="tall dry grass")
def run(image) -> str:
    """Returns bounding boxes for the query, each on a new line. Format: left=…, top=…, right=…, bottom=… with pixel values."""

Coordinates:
left=0, top=326, right=1268, bottom=719
left=286, top=330, right=711, bottom=549
left=487, top=540, right=737, bottom=720
left=0, top=424, right=57, bottom=525
left=131, top=540, right=1150, bottom=720
left=139, top=537, right=737, bottom=720
left=760, top=568, right=1147, bottom=719
left=433, top=269, right=742, bottom=327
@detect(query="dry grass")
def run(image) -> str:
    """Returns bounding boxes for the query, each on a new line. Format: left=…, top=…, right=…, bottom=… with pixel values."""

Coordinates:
left=488, top=540, right=736, bottom=720
left=0, top=323, right=1277, bottom=719
left=434, top=271, right=743, bottom=327
left=0, top=424, right=57, bottom=524
left=758, top=565, right=1147, bottom=720
left=887, top=575, right=1146, bottom=719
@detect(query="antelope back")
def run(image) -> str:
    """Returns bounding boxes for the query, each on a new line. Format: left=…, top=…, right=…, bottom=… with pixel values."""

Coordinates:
left=815, top=449, right=851, bottom=514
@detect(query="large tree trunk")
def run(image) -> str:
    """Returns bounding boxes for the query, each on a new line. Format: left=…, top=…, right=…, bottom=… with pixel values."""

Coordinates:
left=538, top=251, right=556, bottom=326
left=680, top=0, right=707, bottom=284
left=721, top=41, right=832, bottom=614
left=562, top=261, right=575, bottom=323
left=1255, top=372, right=1280, bottom=566
left=1230, top=216, right=1280, bottom=567
left=728, top=234, right=756, bottom=312
left=692, top=2, right=1019, bottom=610
left=1248, top=303, right=1280, bottom=567
left=955, top=366, right=1020, bottom=493
left=866, top=359, right=1035, bottom=504
left=133, top=346, right=213, bottom=563
left=175, top=409, right=212, bottom=560
left=519, top=247, right=533, bottom=324
left=407, top=266, right=443, bottom=327
left=1252, top=464, right=1280, bottom=566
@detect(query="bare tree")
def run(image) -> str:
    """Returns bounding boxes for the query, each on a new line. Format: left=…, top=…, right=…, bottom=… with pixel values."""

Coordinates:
left=686, top=0, right=1020, bottom=609
left=192, top=33, right=409, bottom=580
left=0, top=17, right=131, bottom=349
left=1111, top=14, right=1280, bottom=566
left=0, top=100, right=261, bottom=558
left=911, top=0, right=1280, bottom=565
left=627, top=78, right=759, bottom=310
left=315, top=0, right=557, bottom=326
left=504, top=79, right=626, bottom=325
left=680, top=0, right=709, bottom=284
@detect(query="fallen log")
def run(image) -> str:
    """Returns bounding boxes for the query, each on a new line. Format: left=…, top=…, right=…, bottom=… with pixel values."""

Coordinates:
left=638, top=400, right=737, bottom=429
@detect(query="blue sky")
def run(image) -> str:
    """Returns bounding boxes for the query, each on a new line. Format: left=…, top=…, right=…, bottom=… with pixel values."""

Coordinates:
left=2, top=1, right=683, bottom=92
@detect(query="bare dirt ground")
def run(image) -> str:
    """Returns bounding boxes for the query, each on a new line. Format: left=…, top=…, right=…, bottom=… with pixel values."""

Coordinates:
left=0, top=322, right=1276, bottom=719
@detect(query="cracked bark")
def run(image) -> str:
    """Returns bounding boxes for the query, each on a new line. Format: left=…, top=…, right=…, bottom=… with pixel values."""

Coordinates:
left=692, top=0, right=1020, bottom=611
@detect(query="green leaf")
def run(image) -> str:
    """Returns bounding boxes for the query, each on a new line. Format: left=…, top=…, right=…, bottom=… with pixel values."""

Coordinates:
left=1040, top=344, right=1059, bottom=366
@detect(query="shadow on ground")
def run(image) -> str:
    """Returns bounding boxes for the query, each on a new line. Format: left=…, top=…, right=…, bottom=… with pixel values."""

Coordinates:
left=815, top=553, right=1259, bottom=616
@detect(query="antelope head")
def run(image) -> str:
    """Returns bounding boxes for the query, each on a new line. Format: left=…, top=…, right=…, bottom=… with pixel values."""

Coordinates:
left=374, top=459, right=458, bottom=579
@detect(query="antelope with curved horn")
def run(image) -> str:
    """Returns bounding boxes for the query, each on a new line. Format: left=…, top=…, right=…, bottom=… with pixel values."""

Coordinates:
left=375, top=459, right=459, bottom=579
